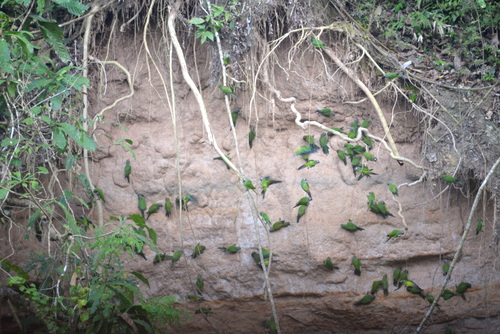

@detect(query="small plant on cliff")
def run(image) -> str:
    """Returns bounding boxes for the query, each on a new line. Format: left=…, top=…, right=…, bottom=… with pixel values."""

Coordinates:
left=188, top=0, right=238, bottom=44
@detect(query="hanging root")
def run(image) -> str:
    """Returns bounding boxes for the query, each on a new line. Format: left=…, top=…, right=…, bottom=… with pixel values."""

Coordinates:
left=416, top=156, right=500, bottom=333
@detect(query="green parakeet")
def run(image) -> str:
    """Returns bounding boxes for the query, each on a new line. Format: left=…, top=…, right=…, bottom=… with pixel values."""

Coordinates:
left=386, top=230, right=404, bottom=242
left=264, top=316, right=277, bottom=334
left=361, top=151, right=377, bottom=161
left=403, top=280, right=425, bottom=299
left=76, top=215, right=95, bottom=231
left=242, top=178, right=257, bottom=194
left=138, top=194, right=147, bottom=218
left=170, top=250, right=183, bottom=269
left=153, top=253, right=169, bottom=264
left=251, top=251, right=271, bottom=270
left=298, top=159, right=319, bottom=170
left=293, top=196, right=311, bottom=208
left=441, top=289, right=457, bottom=300
left=176, top=194, right=193, bottom=211
left=360, top=119, right=372, bottom=128
left=214, top=154, right=231, bottom=170
left=311, top=37, right=328, bottom=49
left=146, top=203, right=162, bottom=220
left=441, top=174, right=463, bottom=186
left=377, top=201, right=394, bottom=218
left=124, top=160, right=131, bottom=183
left=296, top=204, right=308, bottom=223
left=456, top=282, right=471, bottom=300
left=218, top=244, right=241, bottom=254
left=192, top=243, right=206, bottom=258
left=424, top=294, right=441, bottom=310
left=393, top=267, right=401, bottom=287
left=384, top=72, right=402, bottom=79
left=329, top=127, right=345, bottom=136
left=337, top=150, right=347, bottom=165
left=356, top=165, right=378, bottom=180
left=319, top=132, right=329, bottom=155
left=260, top=212, right=272, bottom=226
left=442, top=260, right=450, bottom=277
left=260, top=176, right=282, bottom=199
left=269, top=219, right=290, bottom=232
left=303, top=135, right=320, bottom=150
left=388, top=183, right=398, bottom=196
left=195, top=307, right=213, bottom=314
left=187, top=295, right=206, bottom=302
left=371, top=280, right=382, bottom=294
left=476, top=218, right=484, bottom=235
left=196, top=274, right=204, bottom=295
left=165, top=198, right=173, bottom=217
left=301, top=178, right=312, bottom=198
left=348, top=119, right=359, bottom=139
left=362, top=134, right=373, bottom=149
left=315, top=108, right=334, bottom=116
left=294, top=144, right=319, bottom=156
left=249, top=126, right=256, bottom=149
left=397, top=270, right=408, bottom=289
left=231, top=109, right=240, bottom=127
left=341, top=220, right=364, bottom=232
left=219, top=85, right=235, bottom=96
left=381, top=274, right=389, bottom=296
left=93, top=188, right=105, bottom=202
left=323, top=257, right=339, bottom=270
left=354, top=294, right=375, bottom=306
left=352, top=256, right=361, bottom=276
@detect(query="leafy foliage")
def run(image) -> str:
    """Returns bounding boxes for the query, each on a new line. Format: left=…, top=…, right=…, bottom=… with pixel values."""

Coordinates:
left=188, top=1, right=238, bottom=44
left=350, top=0, right=499, bottom=81
left=1, top=1, right=185, bottom=332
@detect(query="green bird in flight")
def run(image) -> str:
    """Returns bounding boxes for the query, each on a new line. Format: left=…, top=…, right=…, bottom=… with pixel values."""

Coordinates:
left=260, top=176, right=282, bottom=199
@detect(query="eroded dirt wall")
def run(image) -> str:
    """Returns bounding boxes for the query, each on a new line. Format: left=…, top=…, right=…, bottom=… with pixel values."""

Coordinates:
left=76, top=31, right=500, bottom=333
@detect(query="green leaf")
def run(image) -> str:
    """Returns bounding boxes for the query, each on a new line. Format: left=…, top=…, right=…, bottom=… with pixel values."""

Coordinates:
left=22, top=117, right=34, bottom=125
left=37, top=166, right=49, bottom=174
left=0, top=188, right=9, bottom=200
left=58, top=122, right=97, bottom=151
left=28, top=209, right=43, bottom=229
left=52, top=126, right=67, bottom=151
left=129, top=214, right=146, bottom=228
left=1, top=137, right=22, bottom=147
left=63, top=73, right=89, bottom=91
left=53, top=0, right=89, bottom=16
left=36, top=0, right=46, bottom=14
left=65, top=153, right=78, bottom=169
left=41, top=116, right=53, bottom=125
left=1, top=260, right=29, bottom=280
left=188, top=17, right=205, bottom=25
left=27, top=78, right=53, bottom=93
left=0, top=40, right=12, bottom=73
left=6, top=81, right=17, bottom=98
left=30, top=106, right=42, bottom=115
left=7, top=31, right=35, bottom=56
left=38, top=21, right=71, bottom=62
left=50, top=94, right=63, bottom=110
left=130, top=271, right=150, bottom=288
left=146, top=227, right=157, bottom=245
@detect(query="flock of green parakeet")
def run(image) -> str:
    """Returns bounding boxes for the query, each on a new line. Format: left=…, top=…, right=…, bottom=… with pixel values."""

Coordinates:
left=100, top=90, right=478, bottom=322
left=353, top=265, right=472, bottom=308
